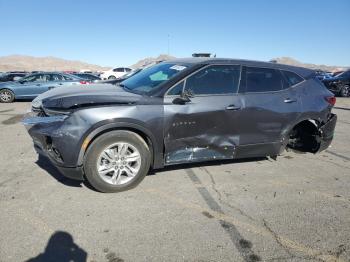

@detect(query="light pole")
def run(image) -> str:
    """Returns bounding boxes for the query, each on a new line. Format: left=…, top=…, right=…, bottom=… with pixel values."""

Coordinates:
left=167, top=34, right=170, bottom=55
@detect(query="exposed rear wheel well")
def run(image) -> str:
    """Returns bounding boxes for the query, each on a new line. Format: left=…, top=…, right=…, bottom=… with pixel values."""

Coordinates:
left=287, top=120, right=320, bottom=153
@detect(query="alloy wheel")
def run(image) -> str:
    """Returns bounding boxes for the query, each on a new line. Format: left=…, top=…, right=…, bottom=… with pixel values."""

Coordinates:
left=0, top=91, right=12, bottom=102
left=96, top=142, right=141, bottom=185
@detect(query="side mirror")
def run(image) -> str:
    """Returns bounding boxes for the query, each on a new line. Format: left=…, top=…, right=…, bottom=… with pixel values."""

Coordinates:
left=172, top=89, right=194, bottom=105
left=172, top=96, right=190, bottom=105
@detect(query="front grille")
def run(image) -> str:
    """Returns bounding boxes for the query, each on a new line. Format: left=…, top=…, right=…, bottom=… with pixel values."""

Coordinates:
left=32, top=106, right=47, bottom=117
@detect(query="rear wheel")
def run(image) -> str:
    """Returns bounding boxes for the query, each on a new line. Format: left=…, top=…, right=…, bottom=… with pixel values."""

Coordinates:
left=0, top=89, right=15, bottom=103
left=84, top=130, right=151, bottom=193
left=339, top=85, right=349, bottom=97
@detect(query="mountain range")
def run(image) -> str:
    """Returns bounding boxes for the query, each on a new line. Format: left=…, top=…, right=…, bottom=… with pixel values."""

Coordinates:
left=270, top=57, right=348, bottom=72
left=0, top=54, right=347, bottom=72
left=0, top=55, right=110, bottom=72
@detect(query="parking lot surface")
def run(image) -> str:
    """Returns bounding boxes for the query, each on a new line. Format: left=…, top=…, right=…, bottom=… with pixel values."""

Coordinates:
left=0, top=100, right=349, bottom=262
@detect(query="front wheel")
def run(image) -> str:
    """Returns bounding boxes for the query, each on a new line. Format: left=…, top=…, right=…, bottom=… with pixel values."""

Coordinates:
left=84, top=130, right=151, bottom=193
left=108, top=75, right=117, bottom=80
left=0, top=89, right=15, bottom=103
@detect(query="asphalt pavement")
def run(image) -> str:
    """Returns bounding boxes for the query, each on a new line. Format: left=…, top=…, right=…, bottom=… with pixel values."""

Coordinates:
left=0, top=99, right=349, bottom=262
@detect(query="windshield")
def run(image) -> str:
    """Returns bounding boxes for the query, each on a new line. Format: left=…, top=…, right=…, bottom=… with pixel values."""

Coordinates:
left=335, top=70, right=350, bottom=78
left=121, top=63, right=188, bottom=93
left=18, top=74, right=41, bottom=82
left=123, top=69, right=141, bottom=78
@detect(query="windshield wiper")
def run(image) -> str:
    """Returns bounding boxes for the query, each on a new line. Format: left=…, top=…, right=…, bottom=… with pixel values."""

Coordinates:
left=118, top=83, right=129, bottom=90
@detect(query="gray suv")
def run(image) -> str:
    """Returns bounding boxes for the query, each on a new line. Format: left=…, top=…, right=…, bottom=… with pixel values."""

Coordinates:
left=23, top=58, right=337, bottom=193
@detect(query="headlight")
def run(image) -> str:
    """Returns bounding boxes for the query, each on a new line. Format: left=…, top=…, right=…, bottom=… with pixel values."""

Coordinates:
left=43, top=107, right=71, bottom=117
left=31, top=98, right=42, bottom=109
left=22, top=107, right=70, bottom=128
left=22, top=113, right=69, bottom=128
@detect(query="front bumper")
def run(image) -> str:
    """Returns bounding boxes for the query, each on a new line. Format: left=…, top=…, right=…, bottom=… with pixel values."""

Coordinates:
left=33, top=142, right=84, bottom=180
left=23, top=111, right=85, bottom=181
left=317, top=113, right=337, bottom=152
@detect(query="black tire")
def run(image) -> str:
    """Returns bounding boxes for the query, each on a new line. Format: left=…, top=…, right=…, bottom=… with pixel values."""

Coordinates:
left=339, top=85, right=349, bottom=97
left=108, top=75, right=117, bottom=80
left=84, top=130, right=151, bottom=193
left=0, top=89, right=15, bottom=103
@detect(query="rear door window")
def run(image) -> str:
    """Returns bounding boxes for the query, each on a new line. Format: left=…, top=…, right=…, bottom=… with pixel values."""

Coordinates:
left=245, top=67, right=283, bottom=92
left=281, top=70, right=304, bottom=87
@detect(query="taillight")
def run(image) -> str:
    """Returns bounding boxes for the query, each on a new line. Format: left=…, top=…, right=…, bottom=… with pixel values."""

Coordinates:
left=325, top=96, right=336, bottom=106
left=79, top=81, right=90, bottom=85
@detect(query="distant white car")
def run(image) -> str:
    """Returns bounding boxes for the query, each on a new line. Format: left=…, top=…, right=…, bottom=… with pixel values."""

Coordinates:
left=80, top=69, right=93, bottom=73
left=100, top=67, right=132, bottom=80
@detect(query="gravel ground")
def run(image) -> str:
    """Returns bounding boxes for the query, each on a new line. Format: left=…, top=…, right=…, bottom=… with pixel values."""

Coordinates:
left=0, top=99, right=349, bottom=262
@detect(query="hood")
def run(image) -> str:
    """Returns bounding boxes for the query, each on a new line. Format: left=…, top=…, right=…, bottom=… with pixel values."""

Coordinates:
left=35, top=83, right=143, bottom=110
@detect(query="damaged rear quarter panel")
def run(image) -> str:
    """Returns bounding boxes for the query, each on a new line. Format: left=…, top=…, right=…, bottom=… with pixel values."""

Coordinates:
left=297, top=78, right=334, bottom=124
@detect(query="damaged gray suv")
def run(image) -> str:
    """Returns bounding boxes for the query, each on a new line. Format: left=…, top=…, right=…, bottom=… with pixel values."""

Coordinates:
left=23, top=58, right=337, bottom=193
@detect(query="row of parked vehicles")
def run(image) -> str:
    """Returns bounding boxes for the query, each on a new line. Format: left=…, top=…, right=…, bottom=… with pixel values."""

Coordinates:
left=1, top=65, right=348, bottom=103
left=0, top=68, right=135, bottom=103
left=315, top=69, right=350, bottom=97
left=0, top=66, right=133, bottom=82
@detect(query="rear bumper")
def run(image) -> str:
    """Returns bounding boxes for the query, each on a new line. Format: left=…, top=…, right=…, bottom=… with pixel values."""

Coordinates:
left=317, top=113, right=337, bottom=152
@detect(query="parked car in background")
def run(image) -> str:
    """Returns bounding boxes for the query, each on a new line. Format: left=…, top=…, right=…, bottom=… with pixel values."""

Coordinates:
left=332, top=70, right=345, bottom=77
left=315, top=70, right=333, bottom=81
left=100, top=67, right=132, bottom=80
left=322, top=70, right=350, bottom=97
left=0, top=72, right=28, bottom=82
left=79, top=69, right=93, bottom=73
left=6, top=71, right=27, bottom=74
left=99, top=68, right=142, bottom=85
left=0, top=72, right=87, bottom=103
left=23, top=58, right=337, bottom=193
left=73, top=73, right=102, bottom=82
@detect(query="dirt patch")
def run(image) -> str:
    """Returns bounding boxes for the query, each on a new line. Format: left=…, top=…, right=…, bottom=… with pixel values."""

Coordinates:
left=0, top=109, right=14, bottom=113
left=202, top=211, right=214, bottom=218
left=2, top=114, right=24, bottom=125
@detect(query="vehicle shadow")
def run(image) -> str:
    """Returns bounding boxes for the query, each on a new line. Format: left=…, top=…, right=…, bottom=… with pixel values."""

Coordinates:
left=25, top=231, right=87, bottom=262
left=35, top=154, right=83, bottom=188
left=148, top=157, right=269, bottom=176
left=35, top=153, right=269, bottom=190
left=334, top=106, right=350, bottom=111
left=16, top=98, right=34, bottom=102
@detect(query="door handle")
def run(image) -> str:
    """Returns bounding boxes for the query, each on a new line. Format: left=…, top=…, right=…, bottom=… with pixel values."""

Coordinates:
left=284, top=98, right=297, bottom=103
left=226, top=105, right=241, bottom=110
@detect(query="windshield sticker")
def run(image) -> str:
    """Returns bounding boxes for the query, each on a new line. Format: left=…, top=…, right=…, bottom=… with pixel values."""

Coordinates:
left=170, top=65, right=187, bottom=71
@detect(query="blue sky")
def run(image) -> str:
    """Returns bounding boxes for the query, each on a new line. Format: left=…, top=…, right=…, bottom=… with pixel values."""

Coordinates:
left=0, top=0, right=349, bottom=67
